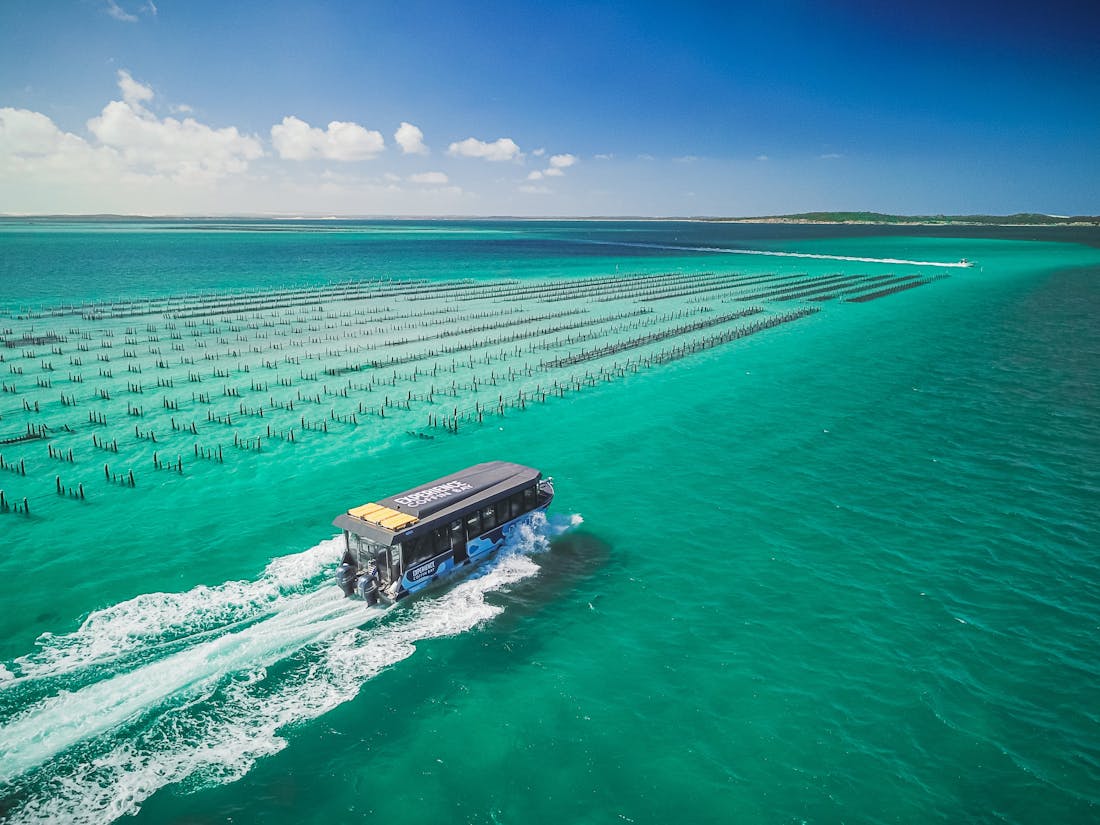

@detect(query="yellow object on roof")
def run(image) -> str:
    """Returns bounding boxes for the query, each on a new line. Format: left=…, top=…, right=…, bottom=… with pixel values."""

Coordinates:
left=347, top=502, right=418, bottom=530
left=380, top=512, right=418, bottom=530
left=348, top=502, right=385, bottom=519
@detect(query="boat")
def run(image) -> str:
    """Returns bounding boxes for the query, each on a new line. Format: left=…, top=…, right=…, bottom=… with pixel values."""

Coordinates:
left=333, top=461, right=555, bottom=604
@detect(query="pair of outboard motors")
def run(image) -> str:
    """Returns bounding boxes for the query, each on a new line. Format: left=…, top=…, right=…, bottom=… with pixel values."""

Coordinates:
left=336, top=560, right=380, bottom=605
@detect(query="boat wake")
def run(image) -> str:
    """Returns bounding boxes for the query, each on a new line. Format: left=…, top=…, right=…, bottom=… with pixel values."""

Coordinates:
left=574, top=238, right=972, bottom=268
left=0, top=511, right=581, bottom=824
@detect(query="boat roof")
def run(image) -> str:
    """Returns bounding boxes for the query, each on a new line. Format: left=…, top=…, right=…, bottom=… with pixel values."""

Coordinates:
left=332, top=460, right=540, bottom=544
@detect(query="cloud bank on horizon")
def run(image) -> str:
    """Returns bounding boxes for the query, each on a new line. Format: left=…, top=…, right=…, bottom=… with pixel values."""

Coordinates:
left=0, top=69, right=554, bottom=214
left=0, top=0, right=1096, bottom=216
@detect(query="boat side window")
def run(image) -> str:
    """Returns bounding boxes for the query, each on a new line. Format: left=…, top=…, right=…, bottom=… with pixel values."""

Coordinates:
left=465, top=510, right=481, bottom=538
left=433, top=527, right=449, bottom=555
left=523, top=485, right=537, bottom=510
left=481, top=503, right=497, bottom=530
left=509, top=492, right=523, bottom=520
left=405, top=536, right=431, bottom=565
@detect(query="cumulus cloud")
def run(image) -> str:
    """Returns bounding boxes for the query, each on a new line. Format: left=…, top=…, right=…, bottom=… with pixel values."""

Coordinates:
left=532, top=147, right=546, bottom=157
left=527, top=151, right=576, bottom=181
left=1, top=108, right=113, bottom=168
left=85, top=70, right=263, bottom=183
left=0, top=107, right=140, bottom=212
left=394, top=121, right=428, bottom=155
left=447, top=136, right=521, bottom=162
left=409, top=171, right=448, bottom=185
left=117, top=70, right=154, bottom=109
left=271, top=116, right=385, bottom=161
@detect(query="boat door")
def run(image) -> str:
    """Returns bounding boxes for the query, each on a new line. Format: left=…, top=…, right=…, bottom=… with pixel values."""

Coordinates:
left=450, top=519, right=468, bottom=564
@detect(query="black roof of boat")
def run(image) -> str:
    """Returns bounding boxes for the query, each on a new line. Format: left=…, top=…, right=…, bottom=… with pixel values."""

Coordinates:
left=332, top=461, right=541, bottom=544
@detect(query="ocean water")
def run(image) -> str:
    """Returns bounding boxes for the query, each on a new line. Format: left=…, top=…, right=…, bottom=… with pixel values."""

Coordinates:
left=0, top=219, right=1097, bottom=824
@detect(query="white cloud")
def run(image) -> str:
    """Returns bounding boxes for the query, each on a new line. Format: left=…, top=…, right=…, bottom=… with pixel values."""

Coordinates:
left=409, top=171, right=448, bottom=185
left=1, top=74, right=489, bottom=216
left=819, top=152, right=843, bottom=160
left=756, top=154, right=769, bottom=161
left=0, top=107, right=138, bottom=210
left=519, top=184, right=551, bottom=194
left=1, top=108, right=115, bottom=169
left=532, top=147, right=546, bottom=157
left=394, top=121, right=428, bottom=155
left=117, top=70, right=154, bottom=109
left=447, top=136, right=521, bottom=162
left=271, top=116, right=385, bottom=162
left=594, top=153, right=614, bottom=160
left=104, top=1, right=137, bottom=22
left=637, top=153, right=654, bottom=161
left=526, top=151, right=575, bottom=182
left=86, top=71, right=264, bottom=183
left=104, top=1, right=156, bottom=21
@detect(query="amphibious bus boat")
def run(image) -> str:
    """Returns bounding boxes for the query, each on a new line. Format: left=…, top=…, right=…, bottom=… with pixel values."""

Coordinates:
left=333, top=461, right=554, bottom=604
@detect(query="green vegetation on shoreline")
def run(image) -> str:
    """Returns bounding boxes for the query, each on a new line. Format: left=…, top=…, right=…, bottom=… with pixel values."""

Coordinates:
left=716, top=212, right=1100, bottom=226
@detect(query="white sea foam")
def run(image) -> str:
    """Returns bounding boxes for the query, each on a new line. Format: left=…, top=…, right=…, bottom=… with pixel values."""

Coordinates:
left=1, top=512, right=580, bottom=825
left=2, top=538, right=340, bottom=686
left=575, top=238, right=971, bottom=268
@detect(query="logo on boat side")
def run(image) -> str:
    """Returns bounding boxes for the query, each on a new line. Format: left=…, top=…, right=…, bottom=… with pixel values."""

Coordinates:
left=393, top=480, right=474, bottom=509
left=407, top=559, right=438, bottom=582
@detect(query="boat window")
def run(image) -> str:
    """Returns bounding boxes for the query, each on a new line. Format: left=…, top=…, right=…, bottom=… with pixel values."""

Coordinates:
left=450, top=520, right=464, bottom=544
left=509, top=493, right=523, bottom=520
left=523, top=486, right=537, bottom=510
left=465, top=510, right=481, bottom=537
left=404, top=536, right=433, bottom=566
left=481, top=503, right=497, bottom=530
left=433, top=527, right=449, bottom=555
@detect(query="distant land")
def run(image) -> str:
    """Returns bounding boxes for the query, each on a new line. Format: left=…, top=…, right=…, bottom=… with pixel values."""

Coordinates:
left=714, top=212, right=1100, bottom=226
left=1, top=212, right=1098, bottom=226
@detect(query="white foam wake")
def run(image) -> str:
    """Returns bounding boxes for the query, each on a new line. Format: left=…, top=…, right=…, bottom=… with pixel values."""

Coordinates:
left=2, top=538, right=340, bottom=686
left=574, top=238, right=971, bottom=268
left=700, top=245, right=973, bottom=267
left=1, top=512, right=582, bottom=825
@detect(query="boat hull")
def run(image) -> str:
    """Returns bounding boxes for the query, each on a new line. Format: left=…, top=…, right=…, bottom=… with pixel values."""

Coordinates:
left=385, top=499, right=553, bottom=602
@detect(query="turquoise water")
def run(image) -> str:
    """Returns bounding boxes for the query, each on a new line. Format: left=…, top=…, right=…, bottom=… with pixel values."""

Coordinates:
left=0, top=220, right=1097, bottom=823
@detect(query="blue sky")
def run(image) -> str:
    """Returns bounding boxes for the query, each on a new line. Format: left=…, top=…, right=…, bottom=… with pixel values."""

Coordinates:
left=0, top=0, right=1096, bottom=216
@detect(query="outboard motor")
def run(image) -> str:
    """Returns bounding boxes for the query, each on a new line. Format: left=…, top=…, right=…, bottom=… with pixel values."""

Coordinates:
left=356, top=574, right=379, bottom=606
left=336, top=562, right=357, bottom=597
